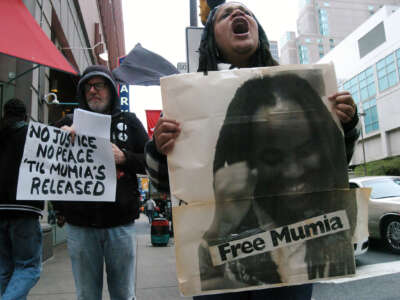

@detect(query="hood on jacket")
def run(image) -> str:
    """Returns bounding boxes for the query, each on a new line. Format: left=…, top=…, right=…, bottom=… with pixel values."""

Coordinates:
left=0, top=98, right=27, bottom=134
left=76, top=65, right=120, bottom=116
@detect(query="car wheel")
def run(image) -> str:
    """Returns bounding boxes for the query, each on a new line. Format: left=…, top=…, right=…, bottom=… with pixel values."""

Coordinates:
left=383, top=217, right=400, bottom=254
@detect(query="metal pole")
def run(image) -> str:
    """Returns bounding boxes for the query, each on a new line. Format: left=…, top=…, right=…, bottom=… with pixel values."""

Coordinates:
left=190, top=0, right=198, bottom=27
left=359, top=113, right=367, bottom=176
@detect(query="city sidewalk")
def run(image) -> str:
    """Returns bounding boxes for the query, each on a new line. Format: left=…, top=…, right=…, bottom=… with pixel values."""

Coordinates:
left=28, top=214, right=190, bottom=300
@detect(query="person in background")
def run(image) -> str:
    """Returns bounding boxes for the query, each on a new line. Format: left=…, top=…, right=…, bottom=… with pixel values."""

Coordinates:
left=54, top=65, right=148, bottom=300
left=145, top=198, right=157, bottom=223
left=0, top=98, right=44, bottom=300
left=146, top=2, right=359, bottom=299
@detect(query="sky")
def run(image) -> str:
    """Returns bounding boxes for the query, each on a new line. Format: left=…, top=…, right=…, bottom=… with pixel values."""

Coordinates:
left=121, top=0, right=300, bottom=128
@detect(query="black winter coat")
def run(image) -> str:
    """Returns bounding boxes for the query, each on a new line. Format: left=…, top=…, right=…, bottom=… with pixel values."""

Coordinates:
left=0, top=121, right=44, bottom=217
left=53, top=68, right=149, bottom=227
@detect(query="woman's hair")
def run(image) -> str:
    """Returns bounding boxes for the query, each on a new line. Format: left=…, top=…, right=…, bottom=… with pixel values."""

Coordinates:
left=197, top=3, right=278, bottom=72
left=213, top=73, right=348, bottom=189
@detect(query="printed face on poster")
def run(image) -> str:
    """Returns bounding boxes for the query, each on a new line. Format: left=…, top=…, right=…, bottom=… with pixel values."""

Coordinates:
left=160, top=64, right=367, bottom=296
left=17, top=111, right=116, bottom=202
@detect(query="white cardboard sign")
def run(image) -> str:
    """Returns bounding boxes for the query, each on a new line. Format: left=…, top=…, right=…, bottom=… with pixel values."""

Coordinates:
left=17, top=110, right=116, bottom=202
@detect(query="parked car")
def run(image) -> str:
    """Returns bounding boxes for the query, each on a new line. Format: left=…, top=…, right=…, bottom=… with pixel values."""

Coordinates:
left=349, top=176, right=400, bottom=254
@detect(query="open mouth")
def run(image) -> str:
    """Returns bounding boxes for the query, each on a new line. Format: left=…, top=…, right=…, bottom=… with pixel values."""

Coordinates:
left=232, top=18, right=249, bottom=35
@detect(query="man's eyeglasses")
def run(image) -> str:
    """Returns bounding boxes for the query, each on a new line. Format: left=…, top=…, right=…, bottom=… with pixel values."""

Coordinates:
left=84, top=82, right=107, bottom=92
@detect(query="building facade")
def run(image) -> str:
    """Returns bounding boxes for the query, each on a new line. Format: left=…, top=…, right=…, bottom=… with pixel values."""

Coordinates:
left=269, top=40, right=280, bottom=63
left=0, top=0, right=125, bottom=245
left=280, top=0, right=400, bottom=65
left=0, top=0, right=125, bottom=125
left=318, top=5, right=400, bottom=166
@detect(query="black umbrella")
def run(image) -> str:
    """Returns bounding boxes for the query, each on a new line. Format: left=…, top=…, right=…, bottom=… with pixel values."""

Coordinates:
left=112, top=43, right=179, bottom=86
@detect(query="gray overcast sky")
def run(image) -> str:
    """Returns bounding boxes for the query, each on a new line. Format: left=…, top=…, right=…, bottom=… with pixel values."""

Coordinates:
left=121, top=0, right=300, bottom=128
left=122, top=0, right=299, bottom=66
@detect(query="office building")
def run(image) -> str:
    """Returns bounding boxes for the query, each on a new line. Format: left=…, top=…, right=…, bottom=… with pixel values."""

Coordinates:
left=280, top=0, right=400, bottom=65
left=318, top=5, right=400, bottom=165
left=269, top=40, right=280, bottom=63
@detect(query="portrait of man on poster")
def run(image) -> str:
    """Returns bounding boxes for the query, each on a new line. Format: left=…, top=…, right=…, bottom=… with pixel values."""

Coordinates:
left=198, top=72, right=357, bottom=291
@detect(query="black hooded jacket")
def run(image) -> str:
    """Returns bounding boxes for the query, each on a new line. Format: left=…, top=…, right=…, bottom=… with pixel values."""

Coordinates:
left=0, top=120, right=44, bottom=217
left=53, top=65, right=149, bottom=227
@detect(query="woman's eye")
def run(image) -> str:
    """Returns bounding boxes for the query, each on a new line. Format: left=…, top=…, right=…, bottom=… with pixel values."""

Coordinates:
left=221, top=12, right=230, bottom=19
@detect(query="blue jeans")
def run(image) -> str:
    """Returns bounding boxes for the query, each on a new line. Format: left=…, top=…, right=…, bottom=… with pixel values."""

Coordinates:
left=0, top=216, right=42, bottom=300
left=193, top=284, right=313, bottom=299
left=66, top=222, right=136, bottom=300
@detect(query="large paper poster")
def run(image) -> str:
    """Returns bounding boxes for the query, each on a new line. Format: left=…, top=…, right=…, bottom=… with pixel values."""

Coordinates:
left=17, top=109, right=116, bottom=202
left=160, top=64, right=368, bottom=296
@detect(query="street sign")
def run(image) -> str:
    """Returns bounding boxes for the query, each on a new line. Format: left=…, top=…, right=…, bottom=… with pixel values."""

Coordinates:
left=118, top=55, right=130, bottom=112
left=186, top=27, right=203, bottom=73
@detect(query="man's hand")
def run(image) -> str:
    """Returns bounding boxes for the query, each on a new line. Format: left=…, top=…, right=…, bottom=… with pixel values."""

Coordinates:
left=61, top=125, right=76, bottom=143
left=112, top=143, right=126, bottom=165
left=214, top=162, right=258, bottom=200
left=153, top=118, right=181, bottom=155
left=328, top=91, right=356, bottom=124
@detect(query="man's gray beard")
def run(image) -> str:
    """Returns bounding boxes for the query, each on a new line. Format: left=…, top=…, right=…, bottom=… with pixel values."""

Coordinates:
left=88, top=101, right=108, bottom=114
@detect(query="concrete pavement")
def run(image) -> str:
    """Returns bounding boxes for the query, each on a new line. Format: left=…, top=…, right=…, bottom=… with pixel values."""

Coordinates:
left=27, top=214, right=190, bottom=300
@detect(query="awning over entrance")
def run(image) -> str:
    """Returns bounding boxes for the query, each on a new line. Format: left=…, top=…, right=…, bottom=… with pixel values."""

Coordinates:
left=0, top=0, right=77, bottom=75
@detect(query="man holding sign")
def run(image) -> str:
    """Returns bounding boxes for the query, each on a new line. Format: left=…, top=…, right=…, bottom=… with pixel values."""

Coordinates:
left=54, top=65, right=148, bottom=300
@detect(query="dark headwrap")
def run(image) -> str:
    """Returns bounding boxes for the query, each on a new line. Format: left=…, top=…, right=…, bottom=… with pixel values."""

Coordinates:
left=207, top=0, right=225, bottom=9
left=198, top=3, right=278, bottom=72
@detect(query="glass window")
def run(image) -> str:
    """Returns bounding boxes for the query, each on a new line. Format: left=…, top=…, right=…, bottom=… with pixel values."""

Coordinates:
left=358, top=72, right=366, bottom=81
left=377, top=68, right=386, bottom=78
left=366, top=67, right=374, bottom=77
left=397, top=49, right=400, bottom=74
left=376, top=59, right=385, bottom=70
left=362, top=178, right=400, bottom=199
left=359, top=79, right=367, bottom=89
left=379, top=77, right=388, bottom=91
left=360, top=88, right=369, bottom=101
left=345, top=66, right=376, bottom=106
left=298, top=45, right=309, bottom=64
left=376, top=53, right=398, bottom=92
left=388, top=72, right=397, bottom=86
left=362, top=98, right=379, bottom=134
left=318, top=9, right=329, bottom=36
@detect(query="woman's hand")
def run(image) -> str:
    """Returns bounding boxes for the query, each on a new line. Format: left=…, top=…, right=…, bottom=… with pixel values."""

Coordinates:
left=328, top=91, right=356, bottom=124
left=153, top=117, right=181, bottom=155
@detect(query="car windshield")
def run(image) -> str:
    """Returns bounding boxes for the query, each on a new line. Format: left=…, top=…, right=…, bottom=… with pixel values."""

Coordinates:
left=362, top=178, right=400, bottom=199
